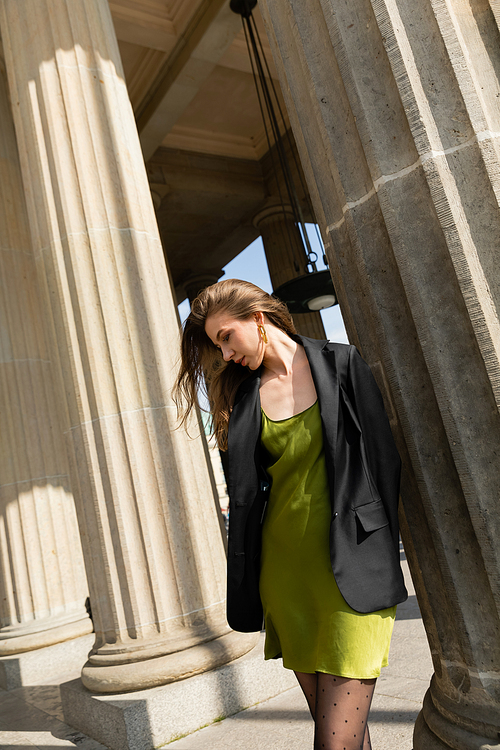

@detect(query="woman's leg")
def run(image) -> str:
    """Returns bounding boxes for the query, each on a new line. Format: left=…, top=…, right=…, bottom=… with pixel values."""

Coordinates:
left=295, top=670, right=317, bottom=719
left=363, top=724, right=372, bottom=749
left=314, top=674, right=376, bottom=750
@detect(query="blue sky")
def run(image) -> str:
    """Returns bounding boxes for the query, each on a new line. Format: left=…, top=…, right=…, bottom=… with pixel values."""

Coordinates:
left=178, top=224, right=348, bottom=344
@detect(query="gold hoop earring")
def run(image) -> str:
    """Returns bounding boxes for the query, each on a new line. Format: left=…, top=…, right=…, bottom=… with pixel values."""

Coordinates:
left=257, top=324, right=268, bottom=344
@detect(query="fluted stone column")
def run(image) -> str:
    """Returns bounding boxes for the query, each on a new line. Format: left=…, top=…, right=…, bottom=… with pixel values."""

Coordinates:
left=0, top=0, right=255, bottom=694
left=260, top=0, right=500, bottom=747
left=0, top=57, right=91, bottom=660
left=254, top=203, right=326, bottom=339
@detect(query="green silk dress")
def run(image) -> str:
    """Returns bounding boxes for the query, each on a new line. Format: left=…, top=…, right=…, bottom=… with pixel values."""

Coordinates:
left=259, top=400, right=396, bottom=678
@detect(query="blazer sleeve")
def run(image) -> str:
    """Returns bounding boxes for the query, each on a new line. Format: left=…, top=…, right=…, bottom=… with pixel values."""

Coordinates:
left=346, top=345, right=402, bottom=548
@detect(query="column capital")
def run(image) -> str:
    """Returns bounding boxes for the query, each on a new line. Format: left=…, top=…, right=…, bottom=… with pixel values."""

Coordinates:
left=150, top=184, right=170, bottom=211
left=183, top=270, right=224, bottom=303
left=253, top=200, right=295, bottom=228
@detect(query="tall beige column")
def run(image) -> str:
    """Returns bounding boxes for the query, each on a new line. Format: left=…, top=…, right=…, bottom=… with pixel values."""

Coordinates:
left=0, top=58, right=91, bottom=658
left=254, top=203, right=326, bottom=339
left=0, top=0, right=255, bottom=694
left=260, top=0, right=500, bottom=747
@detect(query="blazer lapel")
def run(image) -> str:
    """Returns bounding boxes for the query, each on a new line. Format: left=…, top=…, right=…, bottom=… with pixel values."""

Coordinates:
left=298, top=335, right=339, bottom=489
left=227, top=367, right=262, bottom=503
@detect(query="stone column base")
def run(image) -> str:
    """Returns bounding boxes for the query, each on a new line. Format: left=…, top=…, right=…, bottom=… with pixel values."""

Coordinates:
left=0, top=615, right=93, bottom=657
left=0, top=632, right=95, bottom=691
left=414, top=684, right=500, bottom=750
left=61, top=632, right=296, bottom=750
left=81, top=629, right=258, bottom=693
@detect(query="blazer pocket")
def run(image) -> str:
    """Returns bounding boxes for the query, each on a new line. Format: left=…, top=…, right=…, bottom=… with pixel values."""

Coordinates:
left=354, top=499, right=389, bottom=533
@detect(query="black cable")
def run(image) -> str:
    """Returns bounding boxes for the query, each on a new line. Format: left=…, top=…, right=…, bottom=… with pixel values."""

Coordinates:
left=251, top=12, right=323, bottom=268
left=247, top=13, right=316, bottom=271
left=243, top=16, right=299, bottom=268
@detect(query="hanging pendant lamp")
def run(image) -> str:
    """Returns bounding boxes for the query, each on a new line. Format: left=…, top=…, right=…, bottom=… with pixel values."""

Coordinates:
left=230, top=0, right=337, bottom=313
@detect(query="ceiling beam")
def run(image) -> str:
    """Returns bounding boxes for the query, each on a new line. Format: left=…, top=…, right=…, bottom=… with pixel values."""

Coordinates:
left=110, top=2, right=176, bottom=51
left=136, top=0, right=242, bottom=161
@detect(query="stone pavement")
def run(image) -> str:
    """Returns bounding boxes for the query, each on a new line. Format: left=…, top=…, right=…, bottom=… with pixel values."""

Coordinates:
left=0, top=552, right=432, bottom=749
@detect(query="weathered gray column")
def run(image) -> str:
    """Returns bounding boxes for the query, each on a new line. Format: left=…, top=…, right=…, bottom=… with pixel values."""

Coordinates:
left=260, top=0, right=500, bottom=747
left=0, top=56, right=91, bottom=674
left=0, top=0, right=255, bottom=694
left=254, top=203, right=326, bottom=339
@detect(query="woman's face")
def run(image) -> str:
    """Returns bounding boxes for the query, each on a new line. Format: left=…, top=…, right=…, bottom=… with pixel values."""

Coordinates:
left=205, top=311, right=265, bottom=370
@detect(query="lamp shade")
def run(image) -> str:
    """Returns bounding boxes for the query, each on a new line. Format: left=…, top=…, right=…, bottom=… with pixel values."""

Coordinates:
left=273, top=270, right=337, bottom=314
left=229, top=0, right=257, bottom=16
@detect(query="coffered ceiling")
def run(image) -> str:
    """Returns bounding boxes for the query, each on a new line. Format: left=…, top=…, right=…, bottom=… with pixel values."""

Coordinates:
left=110, top=0, right=305, bottom=302
left=111, top=0, right=288, bottom=162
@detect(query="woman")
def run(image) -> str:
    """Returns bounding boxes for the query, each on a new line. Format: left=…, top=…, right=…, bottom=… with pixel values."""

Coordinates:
left=175, top=279, right=407, bottom=750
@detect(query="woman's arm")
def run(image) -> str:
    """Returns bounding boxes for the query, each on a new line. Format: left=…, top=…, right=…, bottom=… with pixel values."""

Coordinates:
left=346, top=345, right=402, bottom=547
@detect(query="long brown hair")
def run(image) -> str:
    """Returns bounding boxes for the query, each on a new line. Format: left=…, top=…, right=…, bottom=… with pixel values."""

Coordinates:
left=174, top=279, right=296, bottom=450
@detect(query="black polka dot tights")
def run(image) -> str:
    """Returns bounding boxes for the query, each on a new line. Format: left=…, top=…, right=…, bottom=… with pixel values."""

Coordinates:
left=295, top=671, right=375, bottom=750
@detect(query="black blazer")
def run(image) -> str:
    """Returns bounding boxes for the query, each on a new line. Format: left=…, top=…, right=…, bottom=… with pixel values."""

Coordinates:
left=225, top=335, right=408, bottom=633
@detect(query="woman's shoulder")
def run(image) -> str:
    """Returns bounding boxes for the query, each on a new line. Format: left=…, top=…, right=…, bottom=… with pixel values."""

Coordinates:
left=323, top=340, right=353, bottom=353
left=295, top=333, right=352, bottom=351
left=298, top=334, right=354, bottom=360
